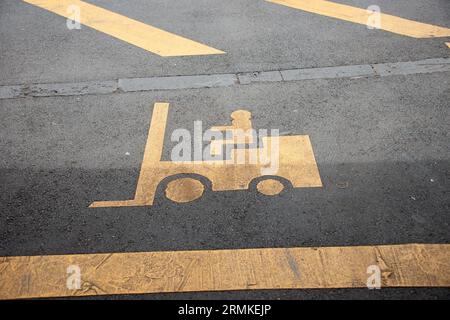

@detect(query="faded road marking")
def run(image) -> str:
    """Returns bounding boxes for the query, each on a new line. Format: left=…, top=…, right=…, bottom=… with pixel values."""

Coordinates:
left=23, top=0, right=225, bottom=56
left=0, top=244, right=449, bottom=299
left=90, top=103, right=322, bottom=207
left=268, top=0, right=450, bottom=38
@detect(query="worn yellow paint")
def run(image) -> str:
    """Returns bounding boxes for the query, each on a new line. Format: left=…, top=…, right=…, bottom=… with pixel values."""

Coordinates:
left=446, top=42, right=450, bottom=48
left=267, top=0, right=450, bottom=38
left=90, top=103, right=322, bottom=208
left=1, top=244, right=449, bottom=299
left=23, top=0, right=224, bottom=56
left=165, top=178, right=205, bottom=203
left=257, top=179, right=284, bottom=195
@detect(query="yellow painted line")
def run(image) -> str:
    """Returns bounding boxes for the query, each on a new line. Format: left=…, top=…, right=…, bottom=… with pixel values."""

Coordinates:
left=267, top=0, right=450, bottom=38
left=1, top=244, right=449, bottom=299
left=23, top=0, right=225, bottom=56
left=446, top=42, right=450, bottom=48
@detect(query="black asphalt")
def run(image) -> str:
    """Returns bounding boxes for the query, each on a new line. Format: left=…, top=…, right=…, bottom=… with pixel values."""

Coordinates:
left=0, top=0, right=449, bottom=299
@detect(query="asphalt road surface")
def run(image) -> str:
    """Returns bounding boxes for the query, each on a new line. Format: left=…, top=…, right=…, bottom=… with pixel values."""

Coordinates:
left=0, top=0, right=449, bottom=300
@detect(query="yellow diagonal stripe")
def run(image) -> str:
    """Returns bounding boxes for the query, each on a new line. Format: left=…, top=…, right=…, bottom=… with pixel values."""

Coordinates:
left=23, top=0, right=225, bottom=56
left=1, top=244, right=449, bottom=299
left=268, top=0, right=450, bottom=38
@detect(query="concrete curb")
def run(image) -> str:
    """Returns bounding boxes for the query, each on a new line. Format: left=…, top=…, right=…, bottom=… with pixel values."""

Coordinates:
left=1, top=58, right=449, bottom=100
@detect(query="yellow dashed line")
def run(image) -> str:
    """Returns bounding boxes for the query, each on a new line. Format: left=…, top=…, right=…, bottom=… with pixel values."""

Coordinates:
left=1, top=244, right=449, bottom=299
left=23, top=0, right=225, bottom=56
left=268, top=0, right=450, bottom=38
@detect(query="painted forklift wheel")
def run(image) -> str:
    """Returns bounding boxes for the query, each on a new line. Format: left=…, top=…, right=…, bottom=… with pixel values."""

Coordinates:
left=165, top=178, right=205, bottom=203
left=256, top=179, right=284, bottom=196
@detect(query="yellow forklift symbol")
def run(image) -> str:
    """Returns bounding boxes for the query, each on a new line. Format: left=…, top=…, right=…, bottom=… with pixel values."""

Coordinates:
left=90, top=103, right=322, bottom=207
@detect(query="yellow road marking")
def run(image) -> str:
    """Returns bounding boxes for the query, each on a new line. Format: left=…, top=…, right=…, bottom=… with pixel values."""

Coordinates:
left=23, top=0, right=225, bottom=56
left=256, top=178, right=285, bottom=195
left=165, top=177, right=205, bottom=203
left=1, top=244, right=449, bottom=299
left=267, top=0, right=450, bottom=38
left=446, top=42, right=450, bottom=48
left=90, top=103, right=322, bottom=208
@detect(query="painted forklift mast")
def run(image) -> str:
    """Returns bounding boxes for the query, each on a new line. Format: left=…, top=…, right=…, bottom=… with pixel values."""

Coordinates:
left=90, top=103, right=322, bottom=208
